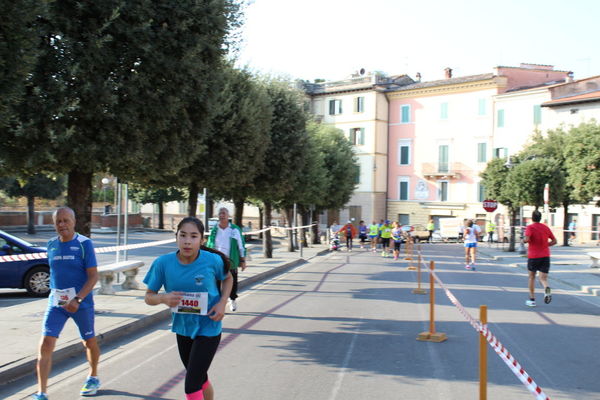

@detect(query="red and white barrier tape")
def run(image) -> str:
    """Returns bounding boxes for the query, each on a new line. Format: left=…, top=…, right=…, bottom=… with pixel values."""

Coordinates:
left=423, top=261, right=550, bottom=400
left=0, top=238, right=177, bottom=263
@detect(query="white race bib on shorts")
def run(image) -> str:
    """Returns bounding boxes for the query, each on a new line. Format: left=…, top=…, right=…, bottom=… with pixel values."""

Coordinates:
left=52, top=287, right=76, bottom=307
left=171, top=292, right=208, bottom=315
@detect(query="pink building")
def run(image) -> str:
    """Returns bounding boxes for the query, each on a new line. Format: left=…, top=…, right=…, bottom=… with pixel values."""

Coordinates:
left=385, top=64, right=571, bottom=230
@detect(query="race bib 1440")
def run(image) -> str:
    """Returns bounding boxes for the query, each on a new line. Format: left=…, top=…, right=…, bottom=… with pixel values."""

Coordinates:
left=171, top=292, right=208, bottom=315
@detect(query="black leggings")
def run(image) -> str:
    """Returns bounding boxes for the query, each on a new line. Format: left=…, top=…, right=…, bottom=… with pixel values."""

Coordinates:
left=176, top=333, right=221, bottom=394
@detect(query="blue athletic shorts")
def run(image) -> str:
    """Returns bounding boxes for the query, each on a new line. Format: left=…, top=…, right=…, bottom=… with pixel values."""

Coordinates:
left=464, top=242, right=477, bottom=248
left=42, top=305, right=96, bottom=340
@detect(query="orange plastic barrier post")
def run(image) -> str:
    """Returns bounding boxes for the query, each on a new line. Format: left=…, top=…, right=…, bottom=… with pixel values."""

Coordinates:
left=404, top=236, right=413, bottom=261
left=417, top=261, right=447, bottom=342
left=406, top=241, right=416, bottom=270
left=480, top=305, right=488, bottom=400
left=412, top=251, right=426, bottom=294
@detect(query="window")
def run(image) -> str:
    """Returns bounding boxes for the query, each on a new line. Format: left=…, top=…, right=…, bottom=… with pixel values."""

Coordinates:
left=438, top=181, right=449, bottom=201
left=477, top=143, right=487, bottom=163
left=401, top=104, right=411, bottom=123
left=354, top=165, right=360, bottom=184
left=397, top=213, right=410, bottom=225
left=533, top=105, right=542, bottom=125
left=497, top=109, right=505, bottom=127
left=399, top=177, right=409, bottom=201
left=478, top=99, right=486, bottom=116
left=477, top=183, right=486, bottom=202
left=349, top=128, right=365, bottom=145
left=440, top=102, right=448, bottom=119
left=329, top=99, right=342, bottom=115
left=438, top=145, right=449, bottom=173
left=398, top=140, right=411, bottom=165
left=494, top=147, right=508, bottom=159
left=355, top=96, right=365, bottom=113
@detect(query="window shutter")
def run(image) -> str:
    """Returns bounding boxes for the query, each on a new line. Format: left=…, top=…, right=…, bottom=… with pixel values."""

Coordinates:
left=359, top=128, right=365, bottom=145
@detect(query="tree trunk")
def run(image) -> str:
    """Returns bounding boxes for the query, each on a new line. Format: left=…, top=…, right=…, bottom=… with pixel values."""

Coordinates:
left=301, top=211, right=310, bottom=247
left=233, top=198, right=244, bottom=227
left=258, top=207, right=264, bottom=239
left=263, top=202, right=273, bottom=258
left=508, top=207, right=517, bottom=252
left=187, top=182, right=199, bottom=217
left=312, top=209, right=321, bottom=244
left=27, top=194, right=36, bottom=234
left=562, top=201, right=570, bottom=246
left=206, top=197, right=214, bottom=219
left=158, top=202, right=164, bottom=230
left=285, top=208, right=295, bottom=252
left=67, top=170, right=93, bottom=237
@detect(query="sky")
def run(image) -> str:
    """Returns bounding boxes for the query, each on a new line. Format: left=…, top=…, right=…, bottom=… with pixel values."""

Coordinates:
left=235, top=0, right=600, bottom=83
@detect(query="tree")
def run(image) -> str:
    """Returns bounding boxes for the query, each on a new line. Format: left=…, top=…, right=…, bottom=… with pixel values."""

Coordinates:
left=480, top=157, right=519, bottom=251
left=0, top=0, right=43, bottom=128
left=253, top=80, right=309, bottom=257
left=564, top=121, right=600, bottom=204
left=129, top=186, right=186, bottom=230
left=0, top=174, right=65, bottom=234
left=0, top=0, right=239, bottom=237
left=177, top=64, right=272, bottom=226
left=309, top=123, right=359, bottom=244
left=504, top=158, right=565, bottom=209
left=522, top=128, right=574, bottom=245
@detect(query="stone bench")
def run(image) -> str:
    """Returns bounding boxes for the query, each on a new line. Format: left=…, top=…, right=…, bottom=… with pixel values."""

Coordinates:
left=588, top=252, right=600, bottom=268
left=97, top=260, right=144, bottom=294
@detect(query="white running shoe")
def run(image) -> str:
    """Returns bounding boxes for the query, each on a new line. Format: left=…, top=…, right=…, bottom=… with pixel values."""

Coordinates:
left=229, top=299, right=237, bottom=312
left=525, top=299, right=536, bottom=307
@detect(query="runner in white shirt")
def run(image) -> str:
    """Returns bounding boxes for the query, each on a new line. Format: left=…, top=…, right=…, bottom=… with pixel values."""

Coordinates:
left=464, top=220, right=481, bottom=270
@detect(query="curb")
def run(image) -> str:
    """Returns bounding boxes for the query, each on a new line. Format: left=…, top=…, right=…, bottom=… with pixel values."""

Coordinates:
left=0, top=248, right=329, bottom=386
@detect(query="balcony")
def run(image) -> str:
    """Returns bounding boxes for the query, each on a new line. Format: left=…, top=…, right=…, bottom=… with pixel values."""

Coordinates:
left=421, top=162, right=465, bottom=180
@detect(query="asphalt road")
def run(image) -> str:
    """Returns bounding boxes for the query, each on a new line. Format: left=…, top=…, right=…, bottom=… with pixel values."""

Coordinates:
left=2, top=243, right=600, bottom=399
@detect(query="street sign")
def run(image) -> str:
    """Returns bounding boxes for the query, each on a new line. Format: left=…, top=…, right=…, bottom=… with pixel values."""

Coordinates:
left=483, top=199, right=498, bottom=212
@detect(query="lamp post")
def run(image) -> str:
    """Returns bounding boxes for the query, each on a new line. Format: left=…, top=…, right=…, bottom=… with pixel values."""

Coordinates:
left=101, top=177, right=110, bottom=214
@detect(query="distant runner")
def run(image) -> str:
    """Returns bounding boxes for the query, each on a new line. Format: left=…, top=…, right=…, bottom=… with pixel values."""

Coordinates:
left=523, top=210, right=557, bottom=307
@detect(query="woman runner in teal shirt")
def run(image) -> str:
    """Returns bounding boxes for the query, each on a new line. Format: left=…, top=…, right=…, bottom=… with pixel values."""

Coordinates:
left=144, top=217, right=232, bottom=400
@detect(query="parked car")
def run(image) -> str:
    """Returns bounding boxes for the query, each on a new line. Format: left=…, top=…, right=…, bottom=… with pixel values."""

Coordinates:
left=405, top=224, right=442, bottom=242
left=0, top=230, right=50, bottom=296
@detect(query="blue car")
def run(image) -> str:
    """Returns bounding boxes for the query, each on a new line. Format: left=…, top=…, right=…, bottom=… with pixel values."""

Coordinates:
left=0, top=230, right=50, bottom=296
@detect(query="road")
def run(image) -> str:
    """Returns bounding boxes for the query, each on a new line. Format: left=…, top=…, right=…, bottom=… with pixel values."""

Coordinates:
left=2, top=243, right=599, bottom=399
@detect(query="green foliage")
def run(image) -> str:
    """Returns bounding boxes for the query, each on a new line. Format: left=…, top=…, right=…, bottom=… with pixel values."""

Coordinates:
left=311, top=122, right=359, bottom=211
left=479, top=157, right=514, bottom=207
left=129, top=186, right=186, bottom=205
left=504, top=158, right=565, bottom=208
left=564, top=121, right=600, bottom=204
left=0, top=0, right=44, bottom=128
left=186, top=64, right=272, bottom=199
left=0, top=174, right=65, bottom=200
left=253, top=79, right=309, bottom=203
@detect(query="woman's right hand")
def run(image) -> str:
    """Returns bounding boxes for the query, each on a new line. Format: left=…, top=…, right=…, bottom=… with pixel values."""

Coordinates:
left=162, top=291, right=183, bottom=307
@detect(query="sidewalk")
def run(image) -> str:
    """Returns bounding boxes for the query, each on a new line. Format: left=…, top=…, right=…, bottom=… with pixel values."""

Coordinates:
left=478, top=242, right=600, bottom=296
left=0, top=241, right=329, bottom=385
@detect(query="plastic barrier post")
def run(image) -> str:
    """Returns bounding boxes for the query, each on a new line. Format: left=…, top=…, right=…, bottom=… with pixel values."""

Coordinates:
left=417, top=261, right=447, bottom=342
left=480, top=305, right=488, bottom=400
left=412, top=251, right=427, bottom=294
left=406, top=240, right=417, bottom=270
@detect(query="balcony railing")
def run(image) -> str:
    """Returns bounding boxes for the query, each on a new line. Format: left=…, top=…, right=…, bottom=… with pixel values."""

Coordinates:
left=421, top=162, right=466, bottom=179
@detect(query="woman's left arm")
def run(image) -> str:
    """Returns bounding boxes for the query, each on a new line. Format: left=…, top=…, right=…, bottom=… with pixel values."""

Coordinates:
left=208, top=271, right=233, bottom=321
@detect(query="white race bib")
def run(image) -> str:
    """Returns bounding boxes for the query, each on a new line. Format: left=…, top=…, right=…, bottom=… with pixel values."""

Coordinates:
left=52, top=287, right=76, bottom=307
left=171, top=292, right=208, bottom=315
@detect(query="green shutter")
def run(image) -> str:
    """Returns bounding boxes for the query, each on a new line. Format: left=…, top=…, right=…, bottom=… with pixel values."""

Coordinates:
left=400, top=146, right=410, bottom=165
left=497, top=109, right=505, bottom=127
left=401, top=105, right=410, bottom=123
left=438, top=145, right=449, bottom=172
left=478, top=99, right=486, bottom=115
left=359, top=128, right=365, bottom=145
left=441, top=102, right=448, bottom=119
left=477, top=143, right=487, bottom=163
left=533, top=105, right=542, bottom=125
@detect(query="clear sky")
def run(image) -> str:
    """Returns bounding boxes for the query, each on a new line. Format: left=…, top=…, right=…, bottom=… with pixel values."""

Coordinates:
left=236, top=0, right=600, bottom=83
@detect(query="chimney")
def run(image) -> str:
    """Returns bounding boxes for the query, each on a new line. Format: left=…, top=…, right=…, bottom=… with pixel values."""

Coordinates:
left=444, top=67, right=453, bottom=79
left=566, top=71, right=574, bottom=83
left=415, top=72, right=422, bottom=82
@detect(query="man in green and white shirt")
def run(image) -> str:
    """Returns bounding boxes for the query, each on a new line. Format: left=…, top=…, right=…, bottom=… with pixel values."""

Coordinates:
left=206, top=207, right=246, bottom=312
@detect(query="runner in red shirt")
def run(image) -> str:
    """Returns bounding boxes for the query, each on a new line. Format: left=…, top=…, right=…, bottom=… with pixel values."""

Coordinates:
left=523, top=210, right=557, bottom=307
